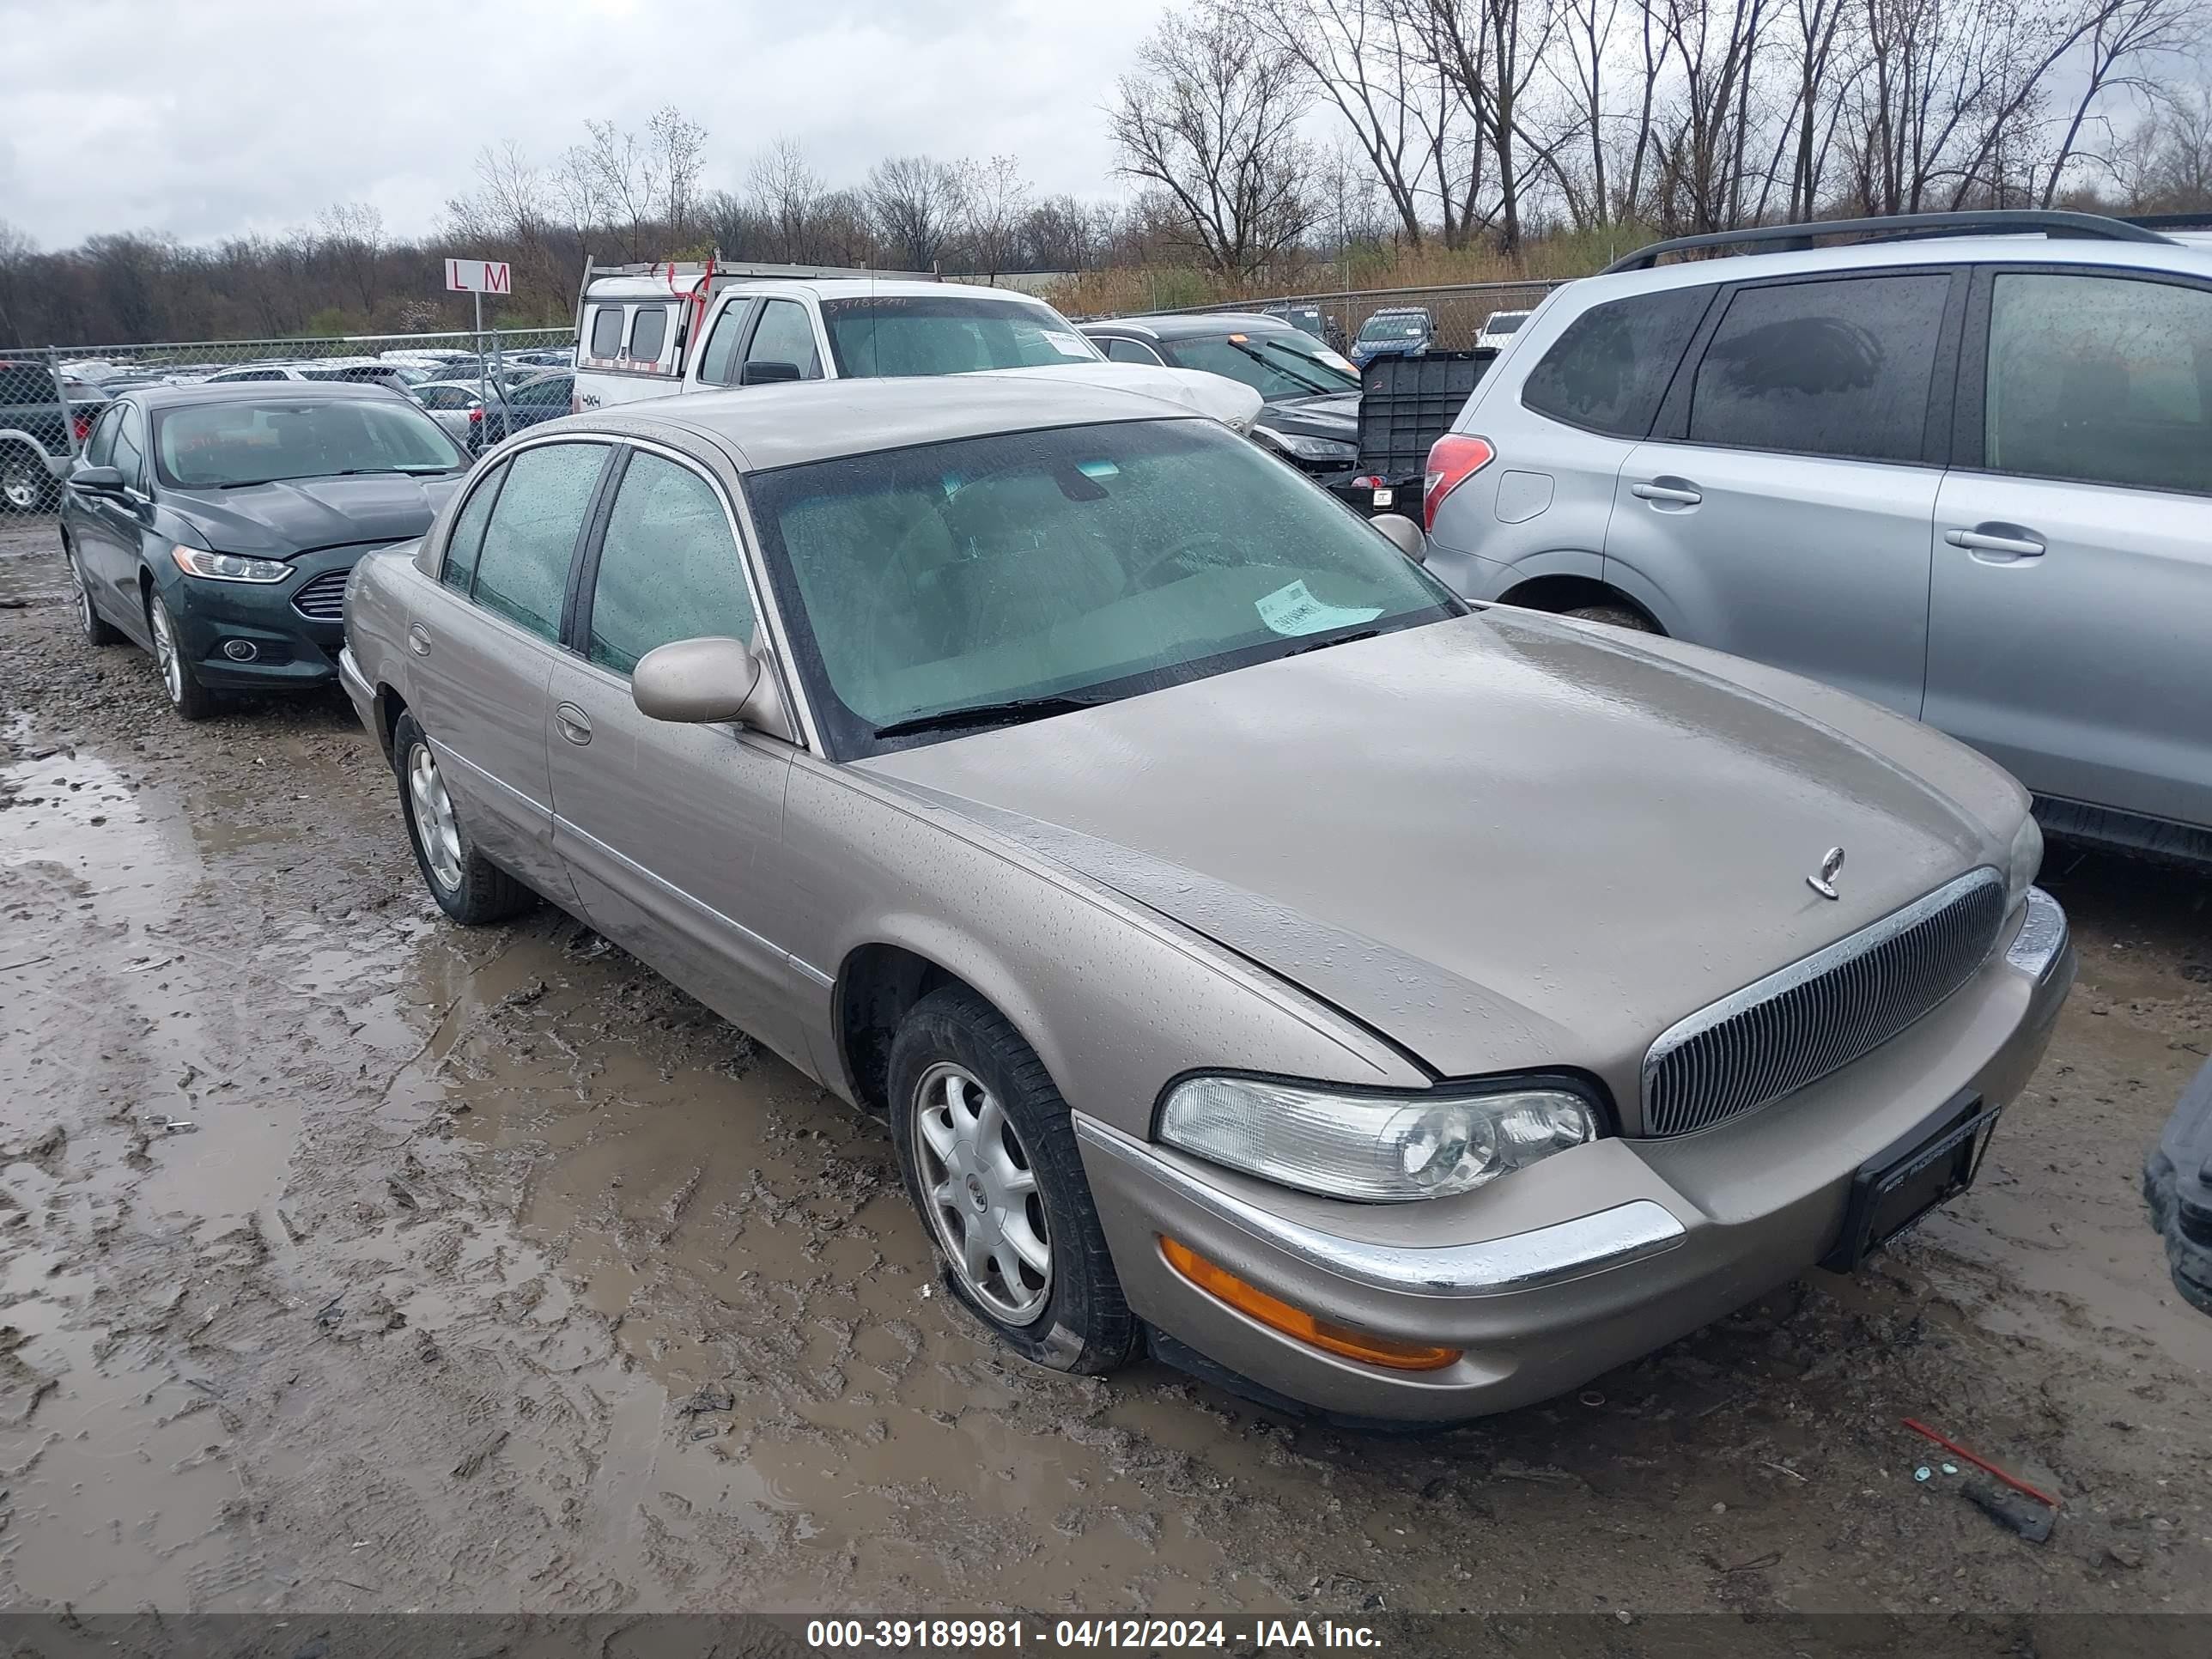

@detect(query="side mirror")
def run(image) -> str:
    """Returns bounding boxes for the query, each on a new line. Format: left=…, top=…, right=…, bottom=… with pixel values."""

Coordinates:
left=738, top=360, right=803, bottom=387
left=71, top=463, right=125, bottom=495
left=1372, top=512, right=1427, bottom=564
left=631, top=636, right=796, bottom=741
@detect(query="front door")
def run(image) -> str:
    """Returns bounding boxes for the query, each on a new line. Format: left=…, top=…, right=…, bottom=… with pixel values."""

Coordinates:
left=1926, top=267, right=2212, bottom=834
left=544, top=444, right=805, bottom=1062
left=1606, top=270, right=1958, bottom=718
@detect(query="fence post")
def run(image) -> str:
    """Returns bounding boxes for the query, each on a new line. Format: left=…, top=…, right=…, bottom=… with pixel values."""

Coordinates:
left=44, top=346, right=78, bottom=459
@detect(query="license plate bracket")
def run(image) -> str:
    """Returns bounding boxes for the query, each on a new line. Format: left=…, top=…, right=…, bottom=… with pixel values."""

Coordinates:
left=1822, top=1091, right=2002, bottom=1272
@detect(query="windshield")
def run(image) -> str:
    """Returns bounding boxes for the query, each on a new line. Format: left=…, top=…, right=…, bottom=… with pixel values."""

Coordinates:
left=153, top=398, right=466, bottom=489
left=820, top=295, right=1101, bottom=378
left=1161, top=330, right=1358, bottom=401
left=1359, top=313, right=1428, bottom=342
left=1486, top=313, right=1527, bottom=335
left=748, top=418, right=1462, bottom=756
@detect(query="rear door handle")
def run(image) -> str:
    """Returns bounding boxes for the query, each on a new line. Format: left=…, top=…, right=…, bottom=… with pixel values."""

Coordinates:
left=407, top=623, right=432, bottom=656
left=556, top=702, right=592, bottom=746
left=1945, top=526, right=2045, bottom=560
left=1630, top=478, right=1703, bottom=507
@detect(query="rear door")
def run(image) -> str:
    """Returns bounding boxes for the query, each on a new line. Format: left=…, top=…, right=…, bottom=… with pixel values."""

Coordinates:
left=404, top=439, right=613, bottom=899
left=1605, top=268, right=1963, bottom=717
left=1925, top=264, right=2212, bottom=836
left=544, top=442, right=807, bottom=1060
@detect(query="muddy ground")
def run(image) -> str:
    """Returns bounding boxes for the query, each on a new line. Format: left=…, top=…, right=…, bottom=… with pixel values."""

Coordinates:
left=0, top=513, right=2208, bottom=1620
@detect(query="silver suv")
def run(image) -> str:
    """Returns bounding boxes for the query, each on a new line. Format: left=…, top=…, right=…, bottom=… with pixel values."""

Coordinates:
left=1425, top=210, right=2212, bottom=865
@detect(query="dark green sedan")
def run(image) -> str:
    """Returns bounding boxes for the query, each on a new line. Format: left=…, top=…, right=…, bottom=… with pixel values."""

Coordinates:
left=58, top=382, right=469, bottom=719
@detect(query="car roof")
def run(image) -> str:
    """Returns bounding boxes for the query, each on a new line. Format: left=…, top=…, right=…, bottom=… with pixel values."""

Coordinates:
left=1079, top=312, right=1297, bottom=341
left=559, top=374, right=1200, bottom=472
left=127, top=380, right=410, bottom=410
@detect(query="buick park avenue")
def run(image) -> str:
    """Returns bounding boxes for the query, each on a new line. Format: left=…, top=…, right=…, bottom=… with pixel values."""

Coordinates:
left=338, top=376, right=2073, bottom=1423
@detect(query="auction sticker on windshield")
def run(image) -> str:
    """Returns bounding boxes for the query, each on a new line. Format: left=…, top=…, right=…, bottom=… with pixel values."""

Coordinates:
left=1255, top=579, right=1383, bottom=637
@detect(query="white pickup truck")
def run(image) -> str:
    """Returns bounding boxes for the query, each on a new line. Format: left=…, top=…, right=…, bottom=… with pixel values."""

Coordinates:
left=570, top=261, right=1262, bottom=431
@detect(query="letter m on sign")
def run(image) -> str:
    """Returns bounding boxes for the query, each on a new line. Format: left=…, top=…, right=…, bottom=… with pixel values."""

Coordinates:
left=483, top=262, right=510, bottom=294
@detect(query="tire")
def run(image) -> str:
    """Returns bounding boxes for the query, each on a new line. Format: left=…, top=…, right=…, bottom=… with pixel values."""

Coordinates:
left=147, top=587, right=221, bottom=720
left=888, top=986, right=1139, bottom=1376
left=2, top=443, right=55, bottom=514
left=1564, top=603, right=1658, bottom=633
left=64, top=543, right=123, bottom=646
left=392, top=710, right=535, bottom=925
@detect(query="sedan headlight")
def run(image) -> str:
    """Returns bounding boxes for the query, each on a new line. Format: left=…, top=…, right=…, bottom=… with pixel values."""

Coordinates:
left=1158, top=1074, right=1597, bottom=1202
left=1255, top=427, right=1358, bottom=465
left=2006, top=814, right=2044, bottom=911
left=171, top=545, right=291, bottom=584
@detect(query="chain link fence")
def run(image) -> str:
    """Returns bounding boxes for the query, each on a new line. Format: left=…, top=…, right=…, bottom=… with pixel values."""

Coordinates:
left=2, top=327, right=575, bottom=514
left=1135, top=277, right=1570, bottom=355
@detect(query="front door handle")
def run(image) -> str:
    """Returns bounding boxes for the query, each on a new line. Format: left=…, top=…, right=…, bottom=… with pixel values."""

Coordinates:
left=1630, top=478, right=1703, bottom=507
left=1945, top=525, right=2045, bottom=561
left=556, top=702, right=592, bottom=746
left=407, top=623, right=432, bottom=656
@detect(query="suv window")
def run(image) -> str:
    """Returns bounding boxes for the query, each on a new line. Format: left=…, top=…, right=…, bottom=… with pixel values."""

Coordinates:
left=629, top=305, right=669, bottom=364
left=1984, top=271, right=2212, bottom=495
left=441, top=462, right=504, bottom=592
left=747, top=300, right=822, bottom=380
left=471, top=443, right=605, bottom=639
left=588, top=306, right=624, bottom=359
left=586, top=453, right=756, bottom=674
left=696, top=300, right=751, bottom=385
left=1103, top=336, right=1163, bottom=366
left=83, top=403, right=123, bottom=466
left=1522, top=287, right=1709, bottom=438
left=1688, top=274, right=1948, bottom=463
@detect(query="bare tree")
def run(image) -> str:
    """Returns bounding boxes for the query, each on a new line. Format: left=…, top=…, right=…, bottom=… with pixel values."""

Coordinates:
left=1413, top=0, right=1560, bottom=252
left=867, top=155, right=965, bottom=270
left=650, top=106, right=709, bottom=237
left=2040, top=0, right=2206, bottom=204
left=578, top=118, right=666, bottom=258
left=959, top=155, right=1032, bottom=280
left=748, top=137, right=823, bottom=262
left=316, top=202, right=384, bottom=313
left=1109, top=6, right=1319, bottom=278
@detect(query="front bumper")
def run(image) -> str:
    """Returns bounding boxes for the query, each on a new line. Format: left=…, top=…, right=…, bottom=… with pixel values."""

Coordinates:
left=2146, top=1055, right=2212, bottom=1316
left=161, top=544, right=362, bottom=691
left=1077, top=888, right=2075, bottom=1423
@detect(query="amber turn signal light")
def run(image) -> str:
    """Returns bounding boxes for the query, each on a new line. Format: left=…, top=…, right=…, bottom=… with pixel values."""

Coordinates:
left=1159, top=1237, right=1461, bottom=1372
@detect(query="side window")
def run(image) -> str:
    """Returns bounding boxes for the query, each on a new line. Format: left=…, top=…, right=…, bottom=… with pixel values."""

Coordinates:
left=110, top=404, right=147, bottom=485
left=1103, top=337, right=1164, bottom=366
left=1984, top=271, right=2212, bottom=495
left=586, top=453, right=756, bottom=673
left=745, top=300, right=823, bottom=380
left=1522, top=287, right=1709, bottom=438
left=628, top=304, right=670, bottom=364
left=83, top=404, right=124, bottom=466
left=695, top=300, right=751, bottom=385
left=470, top=443, right=605, bottom=639
left=441, top=462, right=504, bottom=592
left=1688, top=274, right=1949, bottom=463
left=588, top=306, right=624, bottom=359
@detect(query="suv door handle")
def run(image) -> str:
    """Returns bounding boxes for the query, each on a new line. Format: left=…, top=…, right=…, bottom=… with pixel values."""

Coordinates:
left=407, top=623, right=432, bottom=656
left=1945, top=526, right=2045, bottom=560
left=1631, top=478, right=1703, bottom=507
left=556, top=702, right=592, bottom=746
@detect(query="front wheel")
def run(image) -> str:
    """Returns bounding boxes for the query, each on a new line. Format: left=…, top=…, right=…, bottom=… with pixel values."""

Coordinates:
left=392, top=711, right=535, bottom=925
left=148, top=589, right=220, bottom=720
left=2, top=444, right=54, bottom=514
left=888, top=987, right=1138, bottom=1376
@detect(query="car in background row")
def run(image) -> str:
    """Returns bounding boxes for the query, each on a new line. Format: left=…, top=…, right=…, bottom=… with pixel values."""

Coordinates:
left=2, top=361, right=112, bottom=512
left=1349, top=306, right=1433, bottom=367
left=1476, top=309, right=1532, bottom=352
left=1425, top=208, right=2212, bottom=866
left=1262, top=302, right=1346, bottom=352
left=411, top=372, right=574, bottom=453
left=58, top=382, right=466, bottom=719
left=205, top=358, right=422, bottom=395
left=338, top=374, right=2069, bottom=1423
left=1079, top=313, right=1362, bottom=478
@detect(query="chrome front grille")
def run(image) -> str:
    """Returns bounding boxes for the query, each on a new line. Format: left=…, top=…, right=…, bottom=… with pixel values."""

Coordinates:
left=292, top=569, right=349, bottom=623
left=1642, top=869, right=2008, bottom=1138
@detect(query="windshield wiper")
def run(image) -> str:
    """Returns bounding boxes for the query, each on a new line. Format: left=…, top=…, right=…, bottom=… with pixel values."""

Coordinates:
left=1279, top=627, right=1380, bottom=659
left=1221, top=339, right=1336, bottom=397
left=872, top=694, right=1110, bottom=739
left=1255, top=339, right=1355, bottom=393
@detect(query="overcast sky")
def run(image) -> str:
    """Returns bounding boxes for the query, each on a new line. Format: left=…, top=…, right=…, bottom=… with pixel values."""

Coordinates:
left=0, top=0, right=1172, bottom=248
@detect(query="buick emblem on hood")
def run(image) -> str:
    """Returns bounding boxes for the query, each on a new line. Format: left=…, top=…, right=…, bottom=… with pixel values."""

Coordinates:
left=1806, top=847, right=1846, bottom=901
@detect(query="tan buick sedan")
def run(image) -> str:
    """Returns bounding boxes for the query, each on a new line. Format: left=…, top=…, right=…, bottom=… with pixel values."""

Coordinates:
left=339, top=376, right=2074, bottom=1424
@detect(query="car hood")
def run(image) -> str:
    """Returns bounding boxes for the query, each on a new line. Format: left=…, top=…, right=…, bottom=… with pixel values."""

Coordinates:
left=165, top=472, right=464, bottom=557
left=996, top=361, right=1266, bottom=431
left=860, top=613, right=2020, bottom=1109
left=1257, top=391, right=1359, bottom=441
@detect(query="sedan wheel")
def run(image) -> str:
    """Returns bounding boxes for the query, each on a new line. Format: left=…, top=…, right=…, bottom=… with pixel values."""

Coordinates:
left=2, top=447, right=50, bottom=514
left=407, top=742, right=465, bottom=892
left=148, top=591, right=217, bottom=720
left=911, top=1060, right=1053, bottom=1323
left=391, top=710, right=534, bottom=926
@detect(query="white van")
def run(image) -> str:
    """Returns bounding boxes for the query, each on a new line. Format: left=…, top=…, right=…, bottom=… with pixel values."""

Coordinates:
left=570, top=260, right=1262, bottom=430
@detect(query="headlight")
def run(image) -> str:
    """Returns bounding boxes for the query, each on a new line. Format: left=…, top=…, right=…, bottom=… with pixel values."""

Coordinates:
left=2006, top=814, right=2043, bottom=910
left=1158, top=1074, right=1597, bottom=1202
left=171, top=545, right=291, bottom=584
left=1256, top=428, right=1358, bottom=464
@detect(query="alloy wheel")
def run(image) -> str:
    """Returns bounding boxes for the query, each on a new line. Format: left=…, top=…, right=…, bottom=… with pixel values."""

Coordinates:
left=67, top=554, right=94, bottom=633
left=149, top=598, right=185, bottom=704
left=910, top=1060, right=1053, bottom=1323
left=406, top=741, right=465, bottom=892
left=1, top=455, right=41, bottom=512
